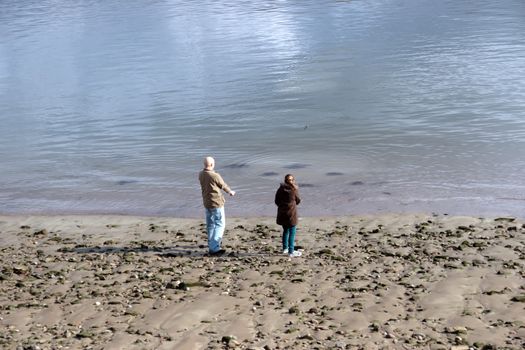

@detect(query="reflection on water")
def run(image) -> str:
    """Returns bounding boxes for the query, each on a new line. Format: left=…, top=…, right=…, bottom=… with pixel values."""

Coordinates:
left=0, top=0, right=525, bottom=217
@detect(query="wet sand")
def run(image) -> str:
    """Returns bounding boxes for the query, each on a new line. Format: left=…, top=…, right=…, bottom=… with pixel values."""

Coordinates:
left=0, top=214, right=523, bottom=349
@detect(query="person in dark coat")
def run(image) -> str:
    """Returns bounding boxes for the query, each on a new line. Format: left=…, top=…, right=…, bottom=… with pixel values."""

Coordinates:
left=275, top=174, right=302, bottom=257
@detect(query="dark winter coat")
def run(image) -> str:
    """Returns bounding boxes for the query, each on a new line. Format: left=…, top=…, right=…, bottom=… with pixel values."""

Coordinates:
left=274, top=183, right=301, bottom=226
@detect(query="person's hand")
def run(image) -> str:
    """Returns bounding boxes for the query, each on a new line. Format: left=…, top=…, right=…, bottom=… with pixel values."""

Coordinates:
left=229, top=190, right=236, bottom=196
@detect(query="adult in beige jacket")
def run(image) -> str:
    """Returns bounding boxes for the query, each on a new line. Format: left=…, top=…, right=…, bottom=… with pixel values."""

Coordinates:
left=199, top=157, right=235, bottom=255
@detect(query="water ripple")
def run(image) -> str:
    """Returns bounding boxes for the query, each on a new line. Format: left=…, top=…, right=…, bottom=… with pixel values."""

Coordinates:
left=1, top=0, right=525, bottom=216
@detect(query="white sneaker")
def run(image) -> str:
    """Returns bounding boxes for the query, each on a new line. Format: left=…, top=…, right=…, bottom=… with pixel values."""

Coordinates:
left=282, top=249, right=289, bottom=254
left=289, top=251, right=302, bottom=257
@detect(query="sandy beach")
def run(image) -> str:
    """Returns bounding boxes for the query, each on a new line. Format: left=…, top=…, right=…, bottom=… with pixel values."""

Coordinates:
left=0, top=214, right=523, bottom=349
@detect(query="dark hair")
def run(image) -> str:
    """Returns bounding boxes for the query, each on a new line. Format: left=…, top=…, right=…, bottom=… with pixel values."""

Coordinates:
left=284, top=174, right=298, bottom=190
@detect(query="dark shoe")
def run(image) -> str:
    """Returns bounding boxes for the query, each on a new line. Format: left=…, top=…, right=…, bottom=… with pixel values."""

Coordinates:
left=209, top=249, right=226, bottom=256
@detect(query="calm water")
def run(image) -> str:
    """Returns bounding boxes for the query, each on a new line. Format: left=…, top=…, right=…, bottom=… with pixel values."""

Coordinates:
left=1, top=0, right=525, bottom=218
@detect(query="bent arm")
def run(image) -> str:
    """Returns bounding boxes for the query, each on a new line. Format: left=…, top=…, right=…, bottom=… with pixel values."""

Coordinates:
left=275, top=189, right=282, bottom=206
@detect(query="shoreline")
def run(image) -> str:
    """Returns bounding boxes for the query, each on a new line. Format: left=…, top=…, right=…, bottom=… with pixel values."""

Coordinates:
left=0, top=213, right=523, bottom=349
left=2, top=187, right=525, bottom=220
left=1, top=210, right=524, bottom=221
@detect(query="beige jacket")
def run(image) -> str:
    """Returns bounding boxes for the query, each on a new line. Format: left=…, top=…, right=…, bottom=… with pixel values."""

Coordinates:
left=199, top=169, right=231, bottom=209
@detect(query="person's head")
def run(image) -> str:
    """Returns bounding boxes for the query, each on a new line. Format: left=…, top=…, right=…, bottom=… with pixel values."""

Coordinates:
left=203, top=156, right=215, bottom=170
left=284, top=174, right=295, bottom=185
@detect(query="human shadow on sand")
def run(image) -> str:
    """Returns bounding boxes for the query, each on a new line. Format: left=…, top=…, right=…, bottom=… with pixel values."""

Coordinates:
left=70, top=244, right=199, bottom=255
left=68, top=245, right=277, bottom=258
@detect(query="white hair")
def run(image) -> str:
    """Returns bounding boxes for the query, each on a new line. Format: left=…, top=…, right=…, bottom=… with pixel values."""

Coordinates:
left=203, top=156, right=215, bottom=169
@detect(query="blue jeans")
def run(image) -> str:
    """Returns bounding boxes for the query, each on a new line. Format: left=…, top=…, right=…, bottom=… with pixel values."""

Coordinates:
left=205, top=207, right=225, bottom=253
left=282, top=225, right=297, bottom=254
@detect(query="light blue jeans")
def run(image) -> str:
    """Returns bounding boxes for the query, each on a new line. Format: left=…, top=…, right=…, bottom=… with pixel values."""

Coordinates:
left=205, top=207, right=225, bottom=253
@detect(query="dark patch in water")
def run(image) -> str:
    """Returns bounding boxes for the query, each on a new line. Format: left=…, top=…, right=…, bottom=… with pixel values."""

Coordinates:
left=497, top=197, right=525, bottom=202
left=299, top=183, right=315, bottom=188
left=224, top=163, right=249, bottom=169
left=260, top=171, right=279, bottom=177
left=370, top=181, right=388, bottom=186
left=117, top=180, right=138, bottom=185
left=326, top=172, right=344, bottom=176
left=283, top=163, right=310, bottom=169
left=350, top=181, right=364, bottom=186
left=382, top=192, right=392, bottom=196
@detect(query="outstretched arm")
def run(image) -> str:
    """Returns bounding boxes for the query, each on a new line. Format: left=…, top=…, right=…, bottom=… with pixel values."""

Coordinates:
left=217, top=174, right=235, bottom=196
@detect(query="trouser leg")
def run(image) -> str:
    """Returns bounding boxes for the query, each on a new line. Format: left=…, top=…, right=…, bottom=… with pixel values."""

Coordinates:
left=282, top=226, right=290, bottom=251
left=206, top=207, right=225, bottom=252
left=288, top=225, right=297, bottom=254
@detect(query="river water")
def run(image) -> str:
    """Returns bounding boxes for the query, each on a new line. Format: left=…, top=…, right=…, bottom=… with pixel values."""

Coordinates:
left=1, top=0, right=525, bottom=217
